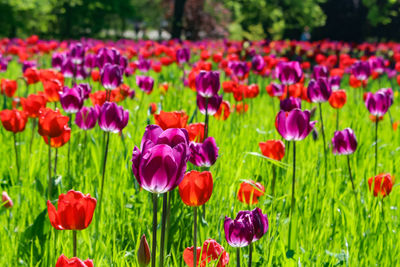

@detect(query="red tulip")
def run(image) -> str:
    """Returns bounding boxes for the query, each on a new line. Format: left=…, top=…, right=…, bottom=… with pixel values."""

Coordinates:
left=2, top=191, right=13, bottom=208
left=1, top=79, right=17, bottom=97
left=47, top=190, right=97, bottom=230
left=0, top=109, right=27, bottom=133
left=185, top=123, right=205, bottom=142
left=43, top=126, right=71, bottom=148
left=179, top=171, right=213, bottom=207
left=233, top=102, right=248, bottom=113
left=91, top=69, right=100, bottom=82
left=43, top=79, right=62, bottom=102
left=237, top=180, right=265, bottom=205
left=24, top=68, right=40, bottom=85
left=137, top=234, right=151, bottom=266
left=259, top=140, right=285, bottom=161
left=56, top=254, right=93, bottom=267
left=154, top=110, right=188, bottom=130
left=214, top=100, right=231, bottom=121
left=38, top=108, right=69, bottom=138
left=368, top=173, right=393, bottom=197
left=89, top=91, right=106, bottom=106
left=328, top=90, right=347, bottom=109
left=21, top=93, right=47, bottom=118
left=183, top=239, right=229, bottom=267
left=148, top=102, right=158, bottom=115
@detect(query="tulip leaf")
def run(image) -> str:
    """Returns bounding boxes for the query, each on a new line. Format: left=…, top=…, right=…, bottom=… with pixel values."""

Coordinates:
left=245, top=152, right=288, bottom=169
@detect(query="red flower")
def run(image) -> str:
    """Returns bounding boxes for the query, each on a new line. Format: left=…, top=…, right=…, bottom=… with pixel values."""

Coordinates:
left=185, top=123, right=205, bottom=142
left=259, top=140, right=285, bottom=161
left=1, top=79, right=17, bottom=97
left=2, top=191, right=13, bottom=208
left=368, top=173, right=394, bottom=197
left=149, top=102, right=158, bottom=115
left=90, top=91, right=107, bottom=106
left=244, top=84, right=259, bottom=98
left=137, top=234, right=151, bottom=267
left=222, top=80, right=237, bottom=93
left=24, top=68, right=40, bottom=85
left=21, top=93, right=47, bottom=118
left=43, top=126, right=71, bottom=148
left=212, top=52, right=223, bottom=63
left=154, top=110, right=188, bottom=130
left=0, top=109, right=27, bottom=133
left=233, top=102, right=248, bottom=113
left=38, top=108, right=69, bottom=138
left=179, top=171, right=213, bottom=207
left=214, top=100, right=231, bottom=121
left=43, top=79, right=62, bottom=102
left=56, top=254, right=93, bottom=267
left=328, top=90, right=347, bottom=109
left=237, top=180, right=265, bottom=205
left=91, top=69, right=100, bottom=82
left=183, top=239, right=229, bottom=267
left=47, top=190, right=97, bottom=230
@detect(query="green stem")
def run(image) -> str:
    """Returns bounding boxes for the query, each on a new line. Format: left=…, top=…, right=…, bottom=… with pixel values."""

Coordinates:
left=98, top=132, right=110, bottom=220
left=271, top=165, right=276, bottom=197
left=67, top=114, right=72, bottom=177
left=288, top=141, right=296, bottom=250
left=336, top=109, right=339, bottom=131
left=319, top=103, right=328, bottom=183
left=160, top=193, right=168, bottom=267
left=73, top=230, right=77, bottom=257
left=29, top=119, right=36, bottom=154
left=165, top=191, right=172, bottom=253
left=152, top=193, right=158, bottom=267
left=375, top=117, right=378, bottom=174
left=193, top=206, right=197, bottom=267
left=236, top=247, right=240, bottom=267
left=54, top=149, right=58, bottom=178
left=248, top=243, right=253, bottom=267
left=204, top=98, right=209, bottom=138
left=48, top=138, right=52, bottom=199
left=13, top=133, right=20, bottom=179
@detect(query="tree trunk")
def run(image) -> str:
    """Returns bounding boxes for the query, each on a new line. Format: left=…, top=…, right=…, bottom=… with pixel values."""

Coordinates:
left=171, top=0, right=187, bottom=39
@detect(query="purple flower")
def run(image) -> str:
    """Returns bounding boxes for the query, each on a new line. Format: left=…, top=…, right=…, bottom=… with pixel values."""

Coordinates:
left=61, top=57, right=74, bottom=78
left=75, top=65, right=89, bottom=80
left=98, top=102, right=129, bottom=133
left=189, top=137, right=218, bottom=167
left=69, top=43, right=85, bottom=64
left=275, top=109, right=317, bottom=141
left=352, top=61, right=371, bottom=81
left=385, top=68, right=396, bottom=79
left=195, top=71, right=220, bottom=98
left=84, top=53, right=96, bottom=71
left=378, top=88, right=394, bottom=107
left=275, top=61, right=303, bottom=85
left=0, top=57, right=9, bottom=72
left=329, top=76, right=341, bottom=91
left=307, top=77, right=332, bottom=103
left=280, top=97, right=301, bottom=112
left=136, top=76, right=154, bottom=94
left=131, top=125, right=189, bottom=194
left=176, top=48, right=190, bottom=64
left=332, top=128, right=357, bottom=155
left=75, top=83, right=91, bottom=100
left=52, top=53, right=65, bottom=71
left=101, top=63, right=123, bottom=90
left=229, top=61, right=249, bottom=78
left=22, top=61, right=37, bottom=73
left=60, top=86, right=84, bottom=114
left=369, top=57, right=385, bottom=74
left=312, top=65, right=329, bottom=80
left=268, top=82, right=285, bottom=97
left=137, top=58, right=151, bottom=72
left=364, top=91, right=391, bottom=116
left=75, top=106, right=99, bottom=130
left=96, top=48, right=121, bottom=69
left=251, top=55, right=265, bottom=72
left=224, top=208, right=268, bottom=247
left=197, top=94, right=222, bottom=116
left=119, top=56, right=128, bottom=73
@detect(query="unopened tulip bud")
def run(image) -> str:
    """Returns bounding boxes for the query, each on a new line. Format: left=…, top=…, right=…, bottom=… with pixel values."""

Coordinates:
left=137, top=234, right=151, bottom=266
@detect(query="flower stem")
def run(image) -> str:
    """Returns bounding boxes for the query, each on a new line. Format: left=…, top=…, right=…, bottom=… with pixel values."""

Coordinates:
left=248, top=243, right=253, bottom=267
left=13, top=133, right=20, bottom=179
left=73, top=230, right=77, bottom=257
left=98, top=132, right=110, bottom=220
left=193, top=206, right=197, bottom=267
left=271, top=164, right=276, bottom=197
left=336, top=109, right=339, bottom=131
left=204, top=98, right=209, bottom=138
left=152, top=193, right=158, bottom=267
left=318, top=103, right=328, bottom=183
left=160, top=193, right=168, bottom=267
left=54, top=148, right=58, bottom=178
left=165, top=191, right=172, bottom=253
left=48, top=138, right=52, bottom=199
left=236, top=247, right=240, bottom=267
left=375, top=117, right=378, bottom=174
left=347, top=155, right=356, bottom=194
left=67, top=113, right=72, bottom=178
left=29, top=119, right=36, bottom=153
left=288, top=141, right=296, bottom=250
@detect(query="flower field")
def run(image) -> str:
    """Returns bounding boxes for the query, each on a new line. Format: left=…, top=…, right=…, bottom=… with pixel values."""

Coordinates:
left=0, top=38, right=399, bottom=266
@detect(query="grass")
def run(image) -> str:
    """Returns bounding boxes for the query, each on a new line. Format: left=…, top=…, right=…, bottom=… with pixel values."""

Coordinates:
left=0, top=59, right=399, bottom=266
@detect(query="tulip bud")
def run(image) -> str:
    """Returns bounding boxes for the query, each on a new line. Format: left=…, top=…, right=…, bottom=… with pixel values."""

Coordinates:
left=2, top=191, right=13, bottom=208
left=137, top=234, right=151, bottom=266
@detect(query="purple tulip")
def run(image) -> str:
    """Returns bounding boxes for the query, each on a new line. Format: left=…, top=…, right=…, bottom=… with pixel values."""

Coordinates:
left=61, top=57, right=74, bottom=78
left=84, top=53, right=96, bottom=71
left=364, top=91, right=391, bottom=116
left=197, top=94, right=222, bottom=116
left=137, top=58, right=151, bottom=72
left=369, top=57, right=385, bottom=74
left=60, top=86, right=84, bottom=114
left=385, top=68, right=396, bottom=79
left=22, top=61, right=37, bottom=73
left=69, top=43, right=85, bottom=64
left=332, top=128, right=357, bottom=155
left=329, top=76, right=341, bottom=91
left=276, top=109, right=317, bottom=141
left=307, top=77, right=332, bottom=103
left=98, top=102, right=129, bottom=133
left=312, top=65, right=329, bottom=80
left=280, top=97, right=301, bottom=112
left=52, top=53, right=65, bottom=71
left=131, top=125, right=189, bottom=194
left=224, top=208, right=268, bottom=247
left=195, top=71, right=220, bottom=98
left=101, top=63, right=123, bottom=90
left=251, top=55, right=265, bottom=72
left=229, top=61, right=249, bottom=78
left=136, top=75, right=154, bottom=94
left=352, top=61, right=371, bottom=81
left=378, top=88, right=394, bottom=107
left=268, top=82, right=285, bottom=97
left=176, top=48, right=190, bottom=64
left=75, top=106, right=99, bottom=130
left=75, top=83, right=91, bottom=100
left=119, top=56, right=128, bottom=73
left=75, top=65, right=89, bottom=80
left=275, top=61, right=303, bottom=85
left=96, top=48, right=121, bottom=69
left=0, top=57, right=8, bottom=72
left=189, top=137, right=219, bottom=167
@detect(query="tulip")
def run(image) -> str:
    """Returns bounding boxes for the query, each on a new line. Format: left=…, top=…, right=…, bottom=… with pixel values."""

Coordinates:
left=43, top=79, right=62, bottom=102
left=0, top=109, right=27, bottom=133
left=55, top=254, right=93, bottom=267
left=237, top=180, right=265, bottom=205
left=136, top=75, right=155, bottom=94
left=137, top=58, right=151, bottom=72
left=43, top=126, right=71, bottom=148
left=251, top=55, right=265, bottom=72
left=24, top=68, right=40, bottom=85
left=352, top=61, right=371, bottom=81
left=69, top=43, right=85, bottom=64
left=329, top=76, right=341, bottom=91
left=98, top=102, right=129, bottom=133
left=75, top=106, right=99, bottom=130
left=275, top=61, right=302, bottom=86
left=307, top=78, right=332, bottom=103
left=38, top=108, right=69, bottom=138
left=280, top=97, right=301, bottom=112
left=185, top=122, right=205, bottom=142
left=259, top=139, right=284, bottom=196
left=52, top=53, right=65, bottom=71
left=195, top=71, right=220, bottom=98
left=96, top=47, right=121, bottom=69
left=132, top=125, right=189, bottom=267
left=368, top=173, right=393, bottom=198
left=154, top=110, right=188, bottom=130
left=214, top=100, right=231, bottom=121
left=21, top=94, right=47, bottom=118
left=76, top=83, right=91, bottom=100
left=189, top=137, right=219, bottom=167
left=61, top=57, right=75, bottom=78
left=2, top=191, right=13, bottom=208
left=183, top=239, right=229, bottom=267
left=176, top=48, right=190, bottom=65
left=266, top=82, right=285, bottom=97
left=229, top=61, right=249, bottom=79
left=369, top=57, right=385, bottom=74
left=312, top=65, right=329, bottom=80
left=138, top=234, right=151, bottom=266
left=1, top=79, right=17, bottom=98
left=60, top=86, right=84, bottom=114
left=196, top=94, right=222, bottom=116
left=101, top=63, right=123, bottom=90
